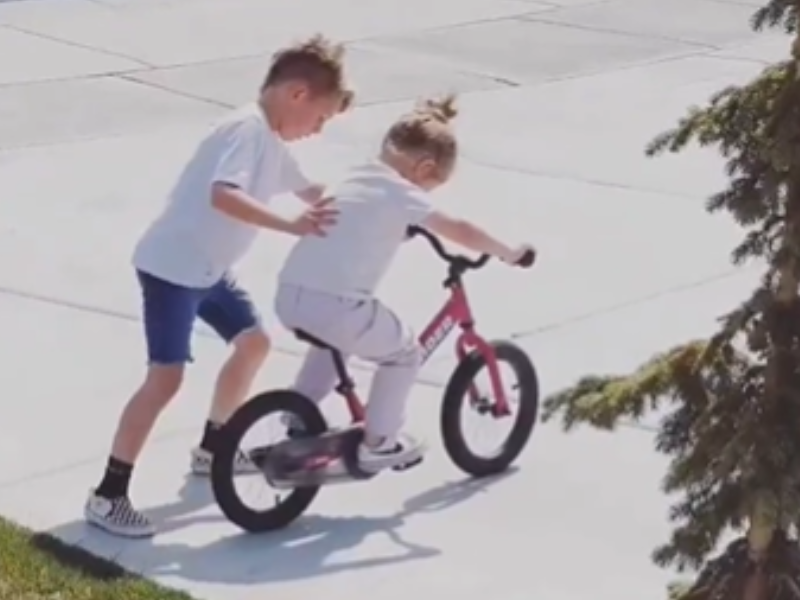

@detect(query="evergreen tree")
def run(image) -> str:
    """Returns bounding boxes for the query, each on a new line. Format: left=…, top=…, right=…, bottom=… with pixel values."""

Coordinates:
left=541, top=4, right=800, bottom=600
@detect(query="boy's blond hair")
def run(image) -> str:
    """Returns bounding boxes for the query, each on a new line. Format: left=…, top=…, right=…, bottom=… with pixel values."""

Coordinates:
left=383, top=94, right=459, bottom=174
left=262, top=34, right=351, bottom=104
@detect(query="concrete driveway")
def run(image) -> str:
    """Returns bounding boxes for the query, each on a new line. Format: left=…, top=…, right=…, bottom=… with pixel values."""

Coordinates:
left=0, top=0, right=779, bottom=598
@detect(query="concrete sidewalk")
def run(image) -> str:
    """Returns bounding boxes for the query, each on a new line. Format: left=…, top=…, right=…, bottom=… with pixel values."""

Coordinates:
left=0, top=0, right=780, bottom=597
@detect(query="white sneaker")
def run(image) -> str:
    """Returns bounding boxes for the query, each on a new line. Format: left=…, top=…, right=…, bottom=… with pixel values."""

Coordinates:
left=84, top=490, right=156, bottom=538
left=357, top=433, right=426, bottom=473
left=190, top=447, right=260, bottom=476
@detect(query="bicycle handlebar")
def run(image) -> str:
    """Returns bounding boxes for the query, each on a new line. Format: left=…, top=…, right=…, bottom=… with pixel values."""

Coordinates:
left=406, top=225, right=535, bottom=270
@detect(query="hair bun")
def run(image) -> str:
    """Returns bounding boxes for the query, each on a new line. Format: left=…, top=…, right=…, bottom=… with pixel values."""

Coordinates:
left=416, top=94, right=458, bottom=123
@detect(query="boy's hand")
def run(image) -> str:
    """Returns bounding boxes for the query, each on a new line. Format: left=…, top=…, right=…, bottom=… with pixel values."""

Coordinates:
left=288, top=197, right=339, bottom=236
left=504, top=244, right=536, bottom=267
left=295, top=184, right=326, bottom=205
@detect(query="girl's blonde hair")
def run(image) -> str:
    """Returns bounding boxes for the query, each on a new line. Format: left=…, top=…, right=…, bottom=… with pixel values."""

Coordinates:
left=382, top=94, right=459, bottom=174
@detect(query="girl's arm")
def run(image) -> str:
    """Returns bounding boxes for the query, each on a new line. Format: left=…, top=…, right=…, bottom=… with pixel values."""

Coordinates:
left=421, top=210, right=519, bottom=263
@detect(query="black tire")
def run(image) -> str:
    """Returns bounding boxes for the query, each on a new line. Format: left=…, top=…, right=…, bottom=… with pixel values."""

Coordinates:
left=211, top=389, right=328, bottom=533
left=440, top=341, right=539, bottom=477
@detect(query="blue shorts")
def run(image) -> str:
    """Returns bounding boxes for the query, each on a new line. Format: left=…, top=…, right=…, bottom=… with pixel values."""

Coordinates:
left=137, top=270, right=261, bottom=365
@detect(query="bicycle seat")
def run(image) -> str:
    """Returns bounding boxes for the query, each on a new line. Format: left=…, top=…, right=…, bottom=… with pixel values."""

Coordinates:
left=293, top=329, right=337, bottom=351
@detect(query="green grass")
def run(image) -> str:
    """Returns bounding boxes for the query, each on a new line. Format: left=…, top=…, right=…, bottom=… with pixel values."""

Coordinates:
left=0, top=517, right=195, bottom=600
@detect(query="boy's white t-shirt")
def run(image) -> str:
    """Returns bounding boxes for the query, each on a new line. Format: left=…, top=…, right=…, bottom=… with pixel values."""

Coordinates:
left=278, top=161, right=434, bottom=299
left=133, top=103, right=310, bottom=288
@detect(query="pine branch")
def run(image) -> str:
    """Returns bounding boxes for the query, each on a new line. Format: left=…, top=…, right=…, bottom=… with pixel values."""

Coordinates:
left=707, top=285, right=772, bottom=355
left=668, top=539, right=751, bottom=600
left=751, top=1, right=799, bottom=34
left=541, top=324, right=800, bottom=571
left=654, top=481, right=747, bottom=570
left=541, top=341, right=711, bottom=431
left=646, top=62, right=792, bottom=159
left=646, top=63, right=797, bottom=247
left=667, top=581, right=695, bottom=600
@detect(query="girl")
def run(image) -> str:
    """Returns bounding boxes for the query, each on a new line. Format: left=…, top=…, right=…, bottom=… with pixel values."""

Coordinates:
left=275, top=94, right=534, bottom=472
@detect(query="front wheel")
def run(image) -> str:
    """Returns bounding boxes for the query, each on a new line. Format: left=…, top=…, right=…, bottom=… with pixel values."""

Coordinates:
left=211, top=389, right=328, bottom=533
left=440, top=341, right=539, bottom=477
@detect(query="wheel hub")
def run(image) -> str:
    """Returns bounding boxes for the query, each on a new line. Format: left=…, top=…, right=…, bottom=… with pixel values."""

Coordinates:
left=470, top=396, right=513, bottom=417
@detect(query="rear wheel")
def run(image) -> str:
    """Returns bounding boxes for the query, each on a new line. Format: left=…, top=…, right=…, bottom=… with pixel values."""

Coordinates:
left=440, top=341, right=539, bottom=477
left=211, top=389, right=327, bottom=533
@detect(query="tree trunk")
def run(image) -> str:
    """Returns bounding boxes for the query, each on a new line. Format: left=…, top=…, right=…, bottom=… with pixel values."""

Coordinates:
left=783, top=30, right=800, bottom=304
left=742, top=568, right=767, bottom=600
left=742, top=495, right=775, bottom=600
left=740, top=27, right=800, bottom=600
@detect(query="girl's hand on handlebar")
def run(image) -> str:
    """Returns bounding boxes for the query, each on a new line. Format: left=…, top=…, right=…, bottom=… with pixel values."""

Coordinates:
left=503, top=244, right=536, bottom=267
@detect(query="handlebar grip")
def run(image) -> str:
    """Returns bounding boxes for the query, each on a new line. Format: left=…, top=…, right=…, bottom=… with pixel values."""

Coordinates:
left=515, top=248, right=536, bottom=268
left=474, top=254, right=491, bottom=268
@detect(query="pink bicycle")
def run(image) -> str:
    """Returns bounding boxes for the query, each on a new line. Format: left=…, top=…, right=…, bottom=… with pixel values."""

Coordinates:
left=212, top=226, right=539, bottom=532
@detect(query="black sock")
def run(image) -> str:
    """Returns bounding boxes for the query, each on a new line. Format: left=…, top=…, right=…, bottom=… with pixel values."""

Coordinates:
left=199, top=420, right=222, bottom=453
left=95, top=457, right=133, bottom=499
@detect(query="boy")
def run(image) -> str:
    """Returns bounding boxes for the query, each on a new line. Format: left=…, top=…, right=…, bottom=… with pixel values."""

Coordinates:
left=85, top=34, right=352, bottom=538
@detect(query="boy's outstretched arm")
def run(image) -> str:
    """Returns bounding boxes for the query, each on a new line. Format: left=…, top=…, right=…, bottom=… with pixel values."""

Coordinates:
left=421, top=210, right=529, bottom=263
left=295, top=184, right=326, bottom=205
left=212, top=183, right=336, bottom=236
left=209, top=116, right=335, bottom=232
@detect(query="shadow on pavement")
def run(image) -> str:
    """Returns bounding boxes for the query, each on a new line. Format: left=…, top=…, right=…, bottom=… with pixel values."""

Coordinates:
left=40, top=468, right=517, bottom=585
left=401, top=467, right=517, bottom=515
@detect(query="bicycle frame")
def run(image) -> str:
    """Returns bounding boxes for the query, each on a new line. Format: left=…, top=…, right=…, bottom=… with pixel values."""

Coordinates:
left=338, top=278, right=511, bottom=423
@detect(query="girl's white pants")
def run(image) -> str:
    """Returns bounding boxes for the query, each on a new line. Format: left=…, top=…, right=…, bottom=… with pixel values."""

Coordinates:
left=275, top=284, right=422, bottom=440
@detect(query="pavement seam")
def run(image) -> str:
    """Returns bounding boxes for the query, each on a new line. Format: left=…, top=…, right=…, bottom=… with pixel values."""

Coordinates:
left=704, top=0, right=766, bottom=7
left=0, top=9, right=541, bottom=78
left=472, top=44, right=754, bottom=94
left=706, top=52, right=774, bottom=66
left=347, top=42, right=522, bottom=87
left=508, top=266, right=753, bottom=340
left=116, top=73, right=236, bottom=109
left=354, top=34, right=719, bottom=92
left=459, top=155, right=702, bottom=200
left=0, top=21, right=155, bottom=68
left=0, top=69, right=145, bottom=91
left=518, top=16, right=722, bottom=49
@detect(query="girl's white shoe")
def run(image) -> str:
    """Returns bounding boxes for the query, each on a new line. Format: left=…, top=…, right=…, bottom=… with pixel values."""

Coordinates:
left=357, top=433, right=425, bottom=472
